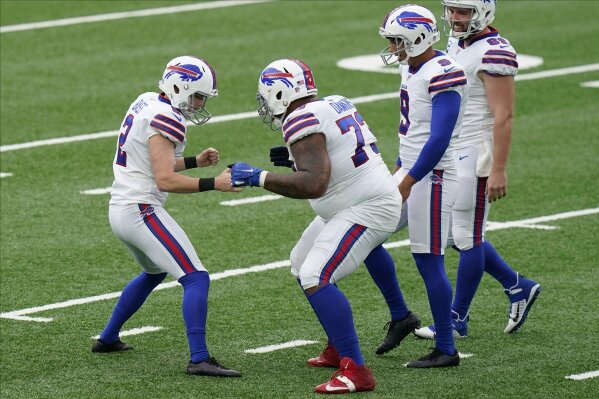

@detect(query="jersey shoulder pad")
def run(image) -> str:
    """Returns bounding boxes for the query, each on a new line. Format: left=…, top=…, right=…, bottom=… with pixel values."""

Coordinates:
left=282, top=103, right=322, bottom=145
left=478, top=35, right=518, bottom=76
left=149, top=107, right=187, bottom=143
left=428, top=57, right=467, bottom=95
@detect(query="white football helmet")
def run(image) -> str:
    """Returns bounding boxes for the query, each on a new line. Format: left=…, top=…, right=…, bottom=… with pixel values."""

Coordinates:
left=379, top=5, right=440, bottom=66
left=256, top=59, right=318, bottom=130
left=441, top=0, right=496, bottom=39
left=158, top=56, right=218, bottom=125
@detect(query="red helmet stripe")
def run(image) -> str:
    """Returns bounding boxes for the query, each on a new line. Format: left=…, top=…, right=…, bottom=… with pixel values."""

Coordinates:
left=167, top=65, right=200, bottom=77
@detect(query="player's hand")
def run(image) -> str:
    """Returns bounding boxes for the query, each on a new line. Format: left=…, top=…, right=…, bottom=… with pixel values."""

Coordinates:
left=398, top=173, right=417, bottom=203
left=230, top=162, right=265, bottom=187
left=215, top=168, right=242, bottom=192
left=197, top=148, right=219, bottom=167
left=487, top=170, right=507, bottom=203
left=270, top=146, right=294, bottom=168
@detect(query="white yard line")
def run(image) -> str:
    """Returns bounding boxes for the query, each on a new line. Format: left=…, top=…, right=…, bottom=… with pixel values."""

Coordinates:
left=0, top=260, right=289, bottom=322
left=2, top=62, right=598, bottom=154
left=80, top=187, right=112, bottom=195
left=245, top=340, right=319, bottom=354
left=0, top=1, right=270, bottom=33
left=92, top=326, right=163, bottom=340
left=220, top=194, right=283, bottom=206
left=0, top=172, right=13, bottom=178
left=515, top=64, right=599, bottom=82
left=580, top=80, right=599, bottom=88
left=1, top=207, right=597, bottom=323
left=565, top=370, right=599, bottom=380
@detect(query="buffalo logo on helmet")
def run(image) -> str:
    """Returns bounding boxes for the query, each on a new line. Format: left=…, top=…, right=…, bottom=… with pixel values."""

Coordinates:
left=396, top=11, right=435, bottom=32
left=164, top=64, right=204, bottom=82
left=260, top=68, right=294, bottom=88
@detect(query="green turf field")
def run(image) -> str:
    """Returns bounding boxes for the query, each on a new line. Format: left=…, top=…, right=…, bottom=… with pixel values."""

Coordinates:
left=1, top=1, right=598, bottom=398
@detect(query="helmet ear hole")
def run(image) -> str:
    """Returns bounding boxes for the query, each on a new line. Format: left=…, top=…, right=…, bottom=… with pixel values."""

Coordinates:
left=276, top=91, right=282, bottom=100
left=174, top=85, right=180, bottom=94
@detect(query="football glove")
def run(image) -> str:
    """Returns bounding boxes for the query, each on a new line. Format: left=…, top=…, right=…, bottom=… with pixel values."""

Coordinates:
left=230, top=162, right=266, bottom=187
left=269, top=146, right=294, bottom=168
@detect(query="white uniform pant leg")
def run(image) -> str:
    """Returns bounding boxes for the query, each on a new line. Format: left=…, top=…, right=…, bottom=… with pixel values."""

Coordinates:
left=452, top=143, right=491, bottom=251
left=290, top=216, right=326, bottom=278
left=406, top=169, right=458, bottom=255
left=295, top=217, right=392, bottom=290
left=109, top=204, right=206, bottom=280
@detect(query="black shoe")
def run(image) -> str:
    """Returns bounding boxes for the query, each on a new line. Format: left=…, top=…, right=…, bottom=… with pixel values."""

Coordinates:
left=91, top=339, right=133, bottom=353
left=187, top=357, right=242, bottom=377
left=375, top=312, right=421, bottom=355
left=407, top=348, right=460, bottom=368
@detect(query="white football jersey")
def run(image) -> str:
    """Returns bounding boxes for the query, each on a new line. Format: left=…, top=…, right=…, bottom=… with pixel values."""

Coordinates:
left=398, top=50, right=468, bottom=171
left=110, top=92, right=187, bottom=206
left=282, top=95, right=399, bottom=231
left=447, top=27, right=518, bottom=149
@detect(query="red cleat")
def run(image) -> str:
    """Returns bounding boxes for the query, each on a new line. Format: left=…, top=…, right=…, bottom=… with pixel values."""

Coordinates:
left=308, top=343, right=341, bottom=368
left=314, top=357, right=376, bottom=394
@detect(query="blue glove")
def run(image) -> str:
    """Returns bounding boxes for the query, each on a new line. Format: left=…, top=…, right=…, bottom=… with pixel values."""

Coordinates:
left=270, top=146, right=294, bottom=168
left=230, top=162, right=265, bottom=187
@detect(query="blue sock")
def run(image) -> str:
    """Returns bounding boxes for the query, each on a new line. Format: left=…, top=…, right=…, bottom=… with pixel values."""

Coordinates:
left=298, top=278, right=334, bottom=347
left=180, top=271, right=210, bottom=363
left=364, top=244, right=410, bottom=321
left=307, top=284, right=364, bottom=365
left=413, top=253, right=455, bottom=355
left=451, top=244, right=484, bottom=318
left=483, top=241, right=518, bottom=289
left=100, top=272, right=167, bottom=344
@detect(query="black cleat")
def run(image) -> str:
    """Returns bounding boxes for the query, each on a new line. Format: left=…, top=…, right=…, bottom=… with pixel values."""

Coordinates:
left=187, top=357, right=241, bottom=377
left=376, top=312, right=421, bottom=355
left=407, top=348, right=460, bottom=368
left=91, top=339, right=133, bottom=353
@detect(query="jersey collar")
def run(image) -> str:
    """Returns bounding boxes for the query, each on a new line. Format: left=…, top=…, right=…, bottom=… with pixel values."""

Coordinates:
left=158, top=92, right=172, bottom=105
left=409, top=50, right=445, bottom=74
left=458, top=26, right=498, bottom=48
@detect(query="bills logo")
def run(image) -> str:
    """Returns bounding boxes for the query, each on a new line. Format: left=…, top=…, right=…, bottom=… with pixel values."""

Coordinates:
left=260, top=67, right=294, bottom=88
left=430, top=175, right=444, bottom=185
left=396, top=11, right=434, bottom=32
left=164, top=64, right=203, bottom=82
left=139, top=206, right=155, bottom=217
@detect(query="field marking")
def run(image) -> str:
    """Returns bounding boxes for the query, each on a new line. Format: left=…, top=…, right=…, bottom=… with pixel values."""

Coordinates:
left=220, top=194, right=283, bottom=206
left=0, top=260, right=289, bottom=322
left=515, top=64, right=599, bottom=82
left=92, top=326, right=163, bottom=340
left=0, top=1, right=270, bottom=33
left=2, top=62, right=599, bottom=154
left=580, top=80, right=599, bottom=88
left=1, top=207, right=597, bottom=323
left=80, top=187, right=112, bottom=195
left=245, top=340, right=319, bottom=354
left=1, top=172, right=13, bottom=178
left=337, top=54, right=544, bottom=74
left=565, top=370, right=599, bottom=381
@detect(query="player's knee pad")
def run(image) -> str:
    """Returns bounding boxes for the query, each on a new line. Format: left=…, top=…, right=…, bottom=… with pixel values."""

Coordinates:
left=297, top=269, right=320, bottom=290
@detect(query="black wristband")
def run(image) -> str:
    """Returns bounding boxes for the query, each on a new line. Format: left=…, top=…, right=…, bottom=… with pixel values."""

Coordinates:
left=184, top=156, right=198, bottom=169
left=198, top=177, right=215, bottom=192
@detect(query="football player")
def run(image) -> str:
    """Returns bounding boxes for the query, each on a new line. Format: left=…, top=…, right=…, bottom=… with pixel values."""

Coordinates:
left=414, top=0, right=541, bottom=340
left=230, top=58, right=405, bottom=394
left=93, top=56, right=242, bottom=377
left=378, top=4, right=467, bottom=367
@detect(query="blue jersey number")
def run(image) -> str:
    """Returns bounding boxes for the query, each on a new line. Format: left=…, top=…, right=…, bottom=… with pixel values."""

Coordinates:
left=336, top=112, right=369, bottom=168
left=399, top=89, right=410, bottom=136
left=115, top=114, right=134, bottom=167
